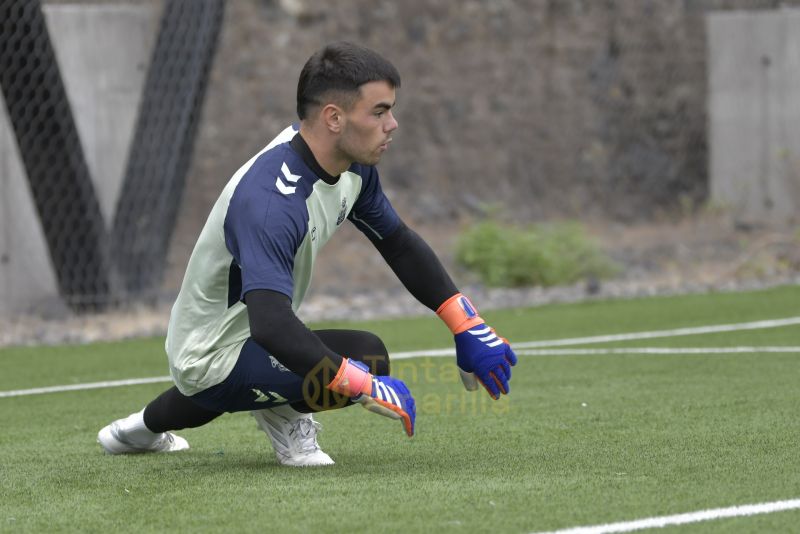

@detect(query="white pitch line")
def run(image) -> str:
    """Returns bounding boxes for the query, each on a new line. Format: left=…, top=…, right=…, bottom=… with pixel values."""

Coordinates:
left=530, top=498, right=800, bottom=534
left=389, top=316, right=800, bottom=359
left=2, top=345, right=796, bottom=398
left=516, top=346, right=800, bottom=356
left=0, top=376, right=171, bottom=398
left=514, top=316, right=800, bottom=349
left=2, top=316, right=799, bottom=398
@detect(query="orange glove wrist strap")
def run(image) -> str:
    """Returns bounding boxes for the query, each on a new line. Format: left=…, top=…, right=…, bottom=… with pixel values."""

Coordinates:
left=436, top=293, right=484, bottom=334
left=326, top=358, right=373, bottom=397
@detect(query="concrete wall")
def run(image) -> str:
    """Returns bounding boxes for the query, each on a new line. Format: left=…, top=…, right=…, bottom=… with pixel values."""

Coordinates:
left=0, top=91, right=59, bottom=315
left=708, top=8, right=800, bottom=225
left=0, top=4, right=158, bottom=314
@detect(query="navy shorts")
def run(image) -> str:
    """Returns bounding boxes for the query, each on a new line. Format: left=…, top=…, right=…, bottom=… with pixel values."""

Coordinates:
left=190, top=338, right=308, bottom=412
left=189, top=330, right=389, bottom=413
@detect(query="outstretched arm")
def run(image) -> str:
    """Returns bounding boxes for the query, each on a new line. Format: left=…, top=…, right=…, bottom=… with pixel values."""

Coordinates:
left=369, top=221, right=518, bottom=400
left=347, top=166, right=515, bottom=401
left=369, top=221, right=458, bottom=311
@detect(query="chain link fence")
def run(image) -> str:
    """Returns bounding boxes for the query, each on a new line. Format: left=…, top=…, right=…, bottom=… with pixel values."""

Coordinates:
left=0, top=0, right=223, bottom=313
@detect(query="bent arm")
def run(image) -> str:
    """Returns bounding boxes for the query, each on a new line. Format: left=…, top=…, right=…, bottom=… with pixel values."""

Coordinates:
left=245, top=289, right=343, bottom=377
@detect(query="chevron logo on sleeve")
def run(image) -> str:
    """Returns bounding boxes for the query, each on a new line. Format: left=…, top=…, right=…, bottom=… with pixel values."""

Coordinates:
left=252, top=388, right=289, bottom=403
left=275, top=162, right=301, bottom=195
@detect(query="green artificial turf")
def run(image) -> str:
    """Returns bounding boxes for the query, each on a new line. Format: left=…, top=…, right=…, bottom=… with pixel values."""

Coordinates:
left=1, top=285, right=799, bottom=532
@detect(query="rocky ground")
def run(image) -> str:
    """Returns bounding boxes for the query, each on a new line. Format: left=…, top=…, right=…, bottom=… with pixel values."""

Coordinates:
left=1, top=213, right=798, bottom=348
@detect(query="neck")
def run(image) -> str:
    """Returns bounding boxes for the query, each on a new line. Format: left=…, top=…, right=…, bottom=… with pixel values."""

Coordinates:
left=298, top=123, right=351, bottom=177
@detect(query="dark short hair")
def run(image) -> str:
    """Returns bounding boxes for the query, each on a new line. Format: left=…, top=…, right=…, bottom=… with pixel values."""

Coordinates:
left=296, top=41, right=401, bottom=120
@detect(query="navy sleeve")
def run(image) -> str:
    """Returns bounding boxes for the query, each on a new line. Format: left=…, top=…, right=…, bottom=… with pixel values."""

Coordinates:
left=347, top=165, right=401, bottom=243
left=224, top=161, right=307, bottom=301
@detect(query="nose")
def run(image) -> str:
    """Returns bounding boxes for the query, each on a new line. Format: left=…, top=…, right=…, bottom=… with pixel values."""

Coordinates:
left=385, top=111, right=398, bottom=133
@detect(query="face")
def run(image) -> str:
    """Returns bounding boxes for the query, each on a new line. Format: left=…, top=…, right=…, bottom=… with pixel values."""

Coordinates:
left=335, top=80, right=398, bottom=166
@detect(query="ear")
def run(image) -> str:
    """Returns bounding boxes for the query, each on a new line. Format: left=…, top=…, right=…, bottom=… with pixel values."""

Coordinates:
left=321, top=104, right=344, bottom=133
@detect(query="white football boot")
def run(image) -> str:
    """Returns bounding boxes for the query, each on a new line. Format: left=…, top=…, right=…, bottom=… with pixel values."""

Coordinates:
left=251, top=405, right=334, bottom=467
left=97, top=409, right=189, bottom=454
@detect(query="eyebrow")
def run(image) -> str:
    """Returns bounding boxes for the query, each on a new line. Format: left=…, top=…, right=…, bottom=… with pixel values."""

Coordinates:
left=373, top=101, right=394, bottom=111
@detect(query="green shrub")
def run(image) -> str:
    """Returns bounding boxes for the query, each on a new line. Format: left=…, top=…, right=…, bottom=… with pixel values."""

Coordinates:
left=454, top=220, right=618, bottom=287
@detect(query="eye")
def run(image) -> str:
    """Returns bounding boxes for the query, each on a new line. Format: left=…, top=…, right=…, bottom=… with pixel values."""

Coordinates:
left=374, top=110, right=385, bottom=117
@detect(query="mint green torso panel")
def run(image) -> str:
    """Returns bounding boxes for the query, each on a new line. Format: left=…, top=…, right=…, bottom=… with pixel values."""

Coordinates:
left=165, top=125, right=374, bottom=395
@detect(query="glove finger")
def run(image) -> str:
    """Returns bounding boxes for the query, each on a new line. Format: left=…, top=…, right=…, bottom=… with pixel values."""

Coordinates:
left=405, top=398, right=415, bottom=437
left=406, top=392, right=416, bottom=417
left=500, top=358, right=512, bottom=381
left=404, top=389, right=416, bottom=422
left=384, top=380, right=415, bottom=437
left=477, top=373, right=501, bottom=400
left=400, top=392, right=415, bottom=437
left=459, top=368, right=480, bottom=391
left=359, top=396, right=400, bottom=419
left=372, top=397, right=414, bottom=437
left=402, top=412, right=414, bottom=437
left=505, top=345, right=518, bottom=366
left=491, top=366, right=509, bottom=395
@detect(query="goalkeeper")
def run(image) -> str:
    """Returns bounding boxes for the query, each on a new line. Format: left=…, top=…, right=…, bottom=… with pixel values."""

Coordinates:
left=97, top=41, right=517, bottom=466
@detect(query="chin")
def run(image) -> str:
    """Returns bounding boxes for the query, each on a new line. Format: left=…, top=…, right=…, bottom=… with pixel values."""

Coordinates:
left=356, top=156, right=381, bottom=166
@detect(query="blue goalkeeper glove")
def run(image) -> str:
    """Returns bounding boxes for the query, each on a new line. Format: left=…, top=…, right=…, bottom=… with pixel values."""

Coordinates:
left=437, top=293, right=518, bottom=400
left=355, top=375, right=416, bottom=437
left=454, top=324, right=517, bottom=399
left=327, top=358, right=416, bottom=437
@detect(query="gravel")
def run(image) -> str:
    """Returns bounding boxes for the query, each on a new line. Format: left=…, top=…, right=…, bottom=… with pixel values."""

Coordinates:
left=1, top=273, right=798, bottom=348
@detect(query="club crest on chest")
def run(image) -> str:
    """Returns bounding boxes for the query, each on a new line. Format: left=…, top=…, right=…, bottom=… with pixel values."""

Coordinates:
left=336, top=197, right=348, bottom=225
